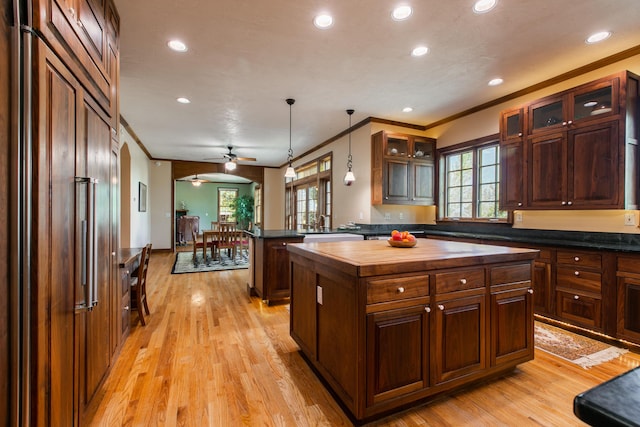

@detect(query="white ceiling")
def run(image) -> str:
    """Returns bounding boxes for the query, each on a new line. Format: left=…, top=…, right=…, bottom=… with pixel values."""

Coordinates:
left=114, top=0, right=640, bottom=168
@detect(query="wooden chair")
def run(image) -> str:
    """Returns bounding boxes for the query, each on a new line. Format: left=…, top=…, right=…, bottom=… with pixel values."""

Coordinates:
left=130, top=243, right=152, bottom=326
left=215, top=222, right=237, bottom=263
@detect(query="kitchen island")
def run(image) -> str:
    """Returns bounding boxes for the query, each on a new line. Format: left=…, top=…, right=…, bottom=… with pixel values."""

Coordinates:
left=287, top=238, right=539, bottom=421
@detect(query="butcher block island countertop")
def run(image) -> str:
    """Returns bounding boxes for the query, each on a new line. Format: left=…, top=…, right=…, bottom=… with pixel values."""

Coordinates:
left=287, top=239, right=539, bottom=421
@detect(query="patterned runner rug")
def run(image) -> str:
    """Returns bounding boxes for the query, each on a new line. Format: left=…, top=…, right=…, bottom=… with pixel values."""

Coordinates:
left=171, top=251, right=248, bottom=274
left=535, top=321, right=628, bottom=368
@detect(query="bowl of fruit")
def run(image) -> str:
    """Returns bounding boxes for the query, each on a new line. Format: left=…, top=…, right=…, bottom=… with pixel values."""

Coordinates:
left=387, top=230, right=417, bottom=248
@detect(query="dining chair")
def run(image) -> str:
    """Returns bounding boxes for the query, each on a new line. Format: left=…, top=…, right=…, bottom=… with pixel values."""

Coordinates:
left=130, top=243, right=152, bottom=326
left=216, top=222, right=237, bottom=263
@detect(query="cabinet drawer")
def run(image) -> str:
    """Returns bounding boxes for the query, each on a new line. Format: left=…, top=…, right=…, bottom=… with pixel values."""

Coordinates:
left=618, top=256, right=640, bottom=274
left=435, top=268, right=484, bottom=294
left=556, top=291, right=601, bottom=329
left=490, top=263, right=531, bottom=286
left=557, top=251, right=602, bottom=269
left=367, top=275, right=429, bottom=304
left=556, top=266, right=602, bottom=294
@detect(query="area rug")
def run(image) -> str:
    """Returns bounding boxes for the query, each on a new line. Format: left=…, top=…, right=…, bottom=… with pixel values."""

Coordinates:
left=171, top=251, right=248, bottom=274
left=535, top=322, right=628, bottom=368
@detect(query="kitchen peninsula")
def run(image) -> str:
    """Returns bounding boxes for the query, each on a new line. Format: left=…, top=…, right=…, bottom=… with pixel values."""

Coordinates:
left=287, top=238, right=538, bottom=421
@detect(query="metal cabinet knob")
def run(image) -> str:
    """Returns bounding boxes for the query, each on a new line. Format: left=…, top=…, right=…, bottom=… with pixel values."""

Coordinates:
left=574, top=256, right=580, bottom=262
left=124, top=305, right=129, bottom=311
left=518, top=202, right=522, bottom=207
left=562, top=121, right=567, bottom=126
left=397, top=287, right=405, bottom=293
left=568, top=120, right=573, bottom=125
left=425, top=306, right=431, bottom=313
left=125, top=270, right=129, bottom=275
left=460, top=278, right=467, bottom=285
left=518, top=132, right=523, bottom=137
left=438, top=304, right=445, bottom=311
left=575, top=271, right=580, bottom=276
left=528, top=289, right=534, bottom=294
left=112, top=252, right=116, bottom=256
left=561, top=201, right=567, bottom=206
left=574, top=295, right=580, bottom=300
left=568, top=201, right=573, bottom=206
left=282, top=242, right=287, bottom=246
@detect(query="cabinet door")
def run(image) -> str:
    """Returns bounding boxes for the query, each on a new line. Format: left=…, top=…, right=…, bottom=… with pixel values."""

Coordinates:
left=366, top=305, right=429, bottom=406
left=527, top=132, right=567, bottom=208
left=617, top=275, right=640, bottom=342
left=499, top=140, right=525, bottom=209
left=411, top=161, right=434, bottom=204
left=528, top=94, right=566, bottom=135
left=384, top=158, right=410, bottom=202
left=571, top=77, right=619, bottom=123
left=533, top=260, right=552, bottom=315
left=490, top=287, right=533, bottom=366
left=568, top=120, right=620, bottom=207
left=501, top=107, right=525, bottom=142
left=432, top=294, right=486, bottom=384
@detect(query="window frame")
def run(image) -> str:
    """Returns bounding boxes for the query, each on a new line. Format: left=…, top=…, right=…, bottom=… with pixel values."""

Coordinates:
left=437, top=134, right=510, bottom=223
left=217, top=187, right=239, bottom=222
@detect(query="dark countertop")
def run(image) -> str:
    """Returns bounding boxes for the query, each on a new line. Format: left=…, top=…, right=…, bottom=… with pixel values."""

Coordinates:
left=246, top=223, right=640, bottom=252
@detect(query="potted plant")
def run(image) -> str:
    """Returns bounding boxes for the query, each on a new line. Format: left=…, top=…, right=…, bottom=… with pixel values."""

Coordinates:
left=232, top=195, right=254, bottom=230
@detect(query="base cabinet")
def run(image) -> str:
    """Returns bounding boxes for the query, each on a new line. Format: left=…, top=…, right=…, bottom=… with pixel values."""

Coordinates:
left=490, top=285, right=534, bottom=366
left=366, top=305, right=429, bottom=406
left=252, top=236, right=304, bottom=304
left=617, top=255, right=640, bottom=342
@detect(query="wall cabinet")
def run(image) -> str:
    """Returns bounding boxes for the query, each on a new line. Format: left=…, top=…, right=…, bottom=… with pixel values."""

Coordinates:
left=500, top=71, right=639, bottom=210
left=372, top=131, right=436, bottom=205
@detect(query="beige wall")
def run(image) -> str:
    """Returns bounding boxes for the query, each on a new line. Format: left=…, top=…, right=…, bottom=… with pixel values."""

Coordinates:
left=274, top=54, right=640, bottom=234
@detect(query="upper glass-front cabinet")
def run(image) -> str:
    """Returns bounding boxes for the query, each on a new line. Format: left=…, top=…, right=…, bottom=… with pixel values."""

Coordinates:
left=500, top=107, right=524, bottom=141
left=529, top=77, right=619, bottom=135
left=386, top=136, right=409, bottom=157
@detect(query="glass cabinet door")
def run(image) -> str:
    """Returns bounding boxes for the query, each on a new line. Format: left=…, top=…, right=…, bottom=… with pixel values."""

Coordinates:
left=386, top=136, right=409, bottom=158
left=529, top=96, right=565, bottom=133
left=413, top=138, right=434, bottom=160
left=572, top=79, right=618, bottom=122
left=501, top=108, right=524, bottom=141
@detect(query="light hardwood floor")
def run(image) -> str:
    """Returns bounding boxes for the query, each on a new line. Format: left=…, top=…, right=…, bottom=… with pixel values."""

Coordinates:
left=89, top=251, right=640, bottom=426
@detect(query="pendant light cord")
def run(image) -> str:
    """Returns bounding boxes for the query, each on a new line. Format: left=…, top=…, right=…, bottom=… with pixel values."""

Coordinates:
left=287, top=98, right=295, bottom=165
left=347, top=109, right=354, bottom=171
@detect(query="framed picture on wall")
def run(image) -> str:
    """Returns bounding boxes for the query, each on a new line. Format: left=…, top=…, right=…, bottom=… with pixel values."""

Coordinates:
left=138, top=182, right=147, bottom=212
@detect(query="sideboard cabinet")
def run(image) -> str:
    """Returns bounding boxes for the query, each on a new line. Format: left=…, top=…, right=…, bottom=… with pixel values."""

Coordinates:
left=500, top=71, right=639, bottom=211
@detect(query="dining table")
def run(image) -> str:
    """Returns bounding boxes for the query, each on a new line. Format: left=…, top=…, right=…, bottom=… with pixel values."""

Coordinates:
left=201, top=229, right=219, bottom=263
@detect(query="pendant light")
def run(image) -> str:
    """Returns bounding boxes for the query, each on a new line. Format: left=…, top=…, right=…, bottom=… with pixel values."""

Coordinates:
left=344, top=109, right=355, bottom=186
left=284, top=98, right=296, bottom=179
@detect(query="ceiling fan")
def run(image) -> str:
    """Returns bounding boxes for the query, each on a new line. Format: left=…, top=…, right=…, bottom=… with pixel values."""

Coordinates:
left=205, top=145, right=257, bottom=171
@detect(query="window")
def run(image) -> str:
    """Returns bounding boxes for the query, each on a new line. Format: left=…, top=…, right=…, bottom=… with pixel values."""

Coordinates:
left=284, top=154, right=332, bottom=229
left=439, top=135, right=507, bottom=221
left=253, top=185, right=262, bottom=227
left=218, top=188, right=238, bottom=222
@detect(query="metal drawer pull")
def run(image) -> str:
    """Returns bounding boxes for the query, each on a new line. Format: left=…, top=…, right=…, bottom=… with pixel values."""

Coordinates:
left=574, top=256, right=580, bottom=262
left=574, top=271, right=580, bottom=276
left=460, top=278, right=467, bottom=285
left=574, top=295, right=580, bottom=300
left=425, top=306, right=431, bottom=313
left=528, top=289, right=534, bottom=294
left=438, top=304, right=445, bottom=311
left=397, top=287, right=405, bottom=293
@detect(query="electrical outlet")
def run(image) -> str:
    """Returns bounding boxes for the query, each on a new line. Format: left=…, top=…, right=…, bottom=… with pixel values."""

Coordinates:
left=515, top=212, right=523, bottom=223
left=624, top=213, right=637, bottom=226
left=359, top=211, right=364, bottom=220
left=399, top=212, right=404, bottom=220
left=384, top=212, right=391, bottom=220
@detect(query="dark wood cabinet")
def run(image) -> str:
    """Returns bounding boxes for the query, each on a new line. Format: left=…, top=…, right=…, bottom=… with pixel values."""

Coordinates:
left=366, top=305, right=429, bottom=405
left=372, top=131, right=435, bottom=205
left=490, top=263, right=534, bottom=367
left=616, top=255, right=640, bottom=342
left=533, top=249, right=553, bottom=315
left=500, top=71, right=639, bottom=210
left=252, top=235, right=304, bottom=304
left=432, top=292, right=486, bottom=384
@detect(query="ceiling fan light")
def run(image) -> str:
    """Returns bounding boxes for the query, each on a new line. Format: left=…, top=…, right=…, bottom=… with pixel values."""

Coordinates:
left=191, top=180, right=201, bottom=187
left=225, top=160, right=237, bottom=171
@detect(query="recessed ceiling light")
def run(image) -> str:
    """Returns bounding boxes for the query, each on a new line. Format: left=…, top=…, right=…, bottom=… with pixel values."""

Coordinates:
left=411, top=46, right=429, bottom=57
left=392, top=5, right=413, bottom=21
left=176, top=97, right=191, bottom=104
left=167, top=40, right=188, bottom=52
left=402, top=107, right=413, bottom=113
left=314, top=14, right=333, bottom=29
left=473, top=0, right=498, bottom=14
left=586, top=31, right=612, bottom=44
left=488, top=78, right=503, bottom=86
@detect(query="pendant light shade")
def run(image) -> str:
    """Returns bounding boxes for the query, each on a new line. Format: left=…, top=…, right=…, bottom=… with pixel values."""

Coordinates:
left=225, top=160, right=237, bottom=171
left=344, top=109, right=355, bottom=186
left=284, top=98, right=296, bottom=179
left=191, top=174, right=202, bottom=187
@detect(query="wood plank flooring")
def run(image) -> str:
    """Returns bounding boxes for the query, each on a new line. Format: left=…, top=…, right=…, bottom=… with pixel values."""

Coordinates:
left=89, top=250, right=640, bottom=426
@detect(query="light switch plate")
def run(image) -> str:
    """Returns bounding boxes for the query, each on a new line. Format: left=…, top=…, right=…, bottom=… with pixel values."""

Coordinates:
left=624, top=213, right=637, bottom=226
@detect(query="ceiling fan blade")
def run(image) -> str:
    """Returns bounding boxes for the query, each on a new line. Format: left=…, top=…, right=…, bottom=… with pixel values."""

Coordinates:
left=236, top=157, right=257, bottom=162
